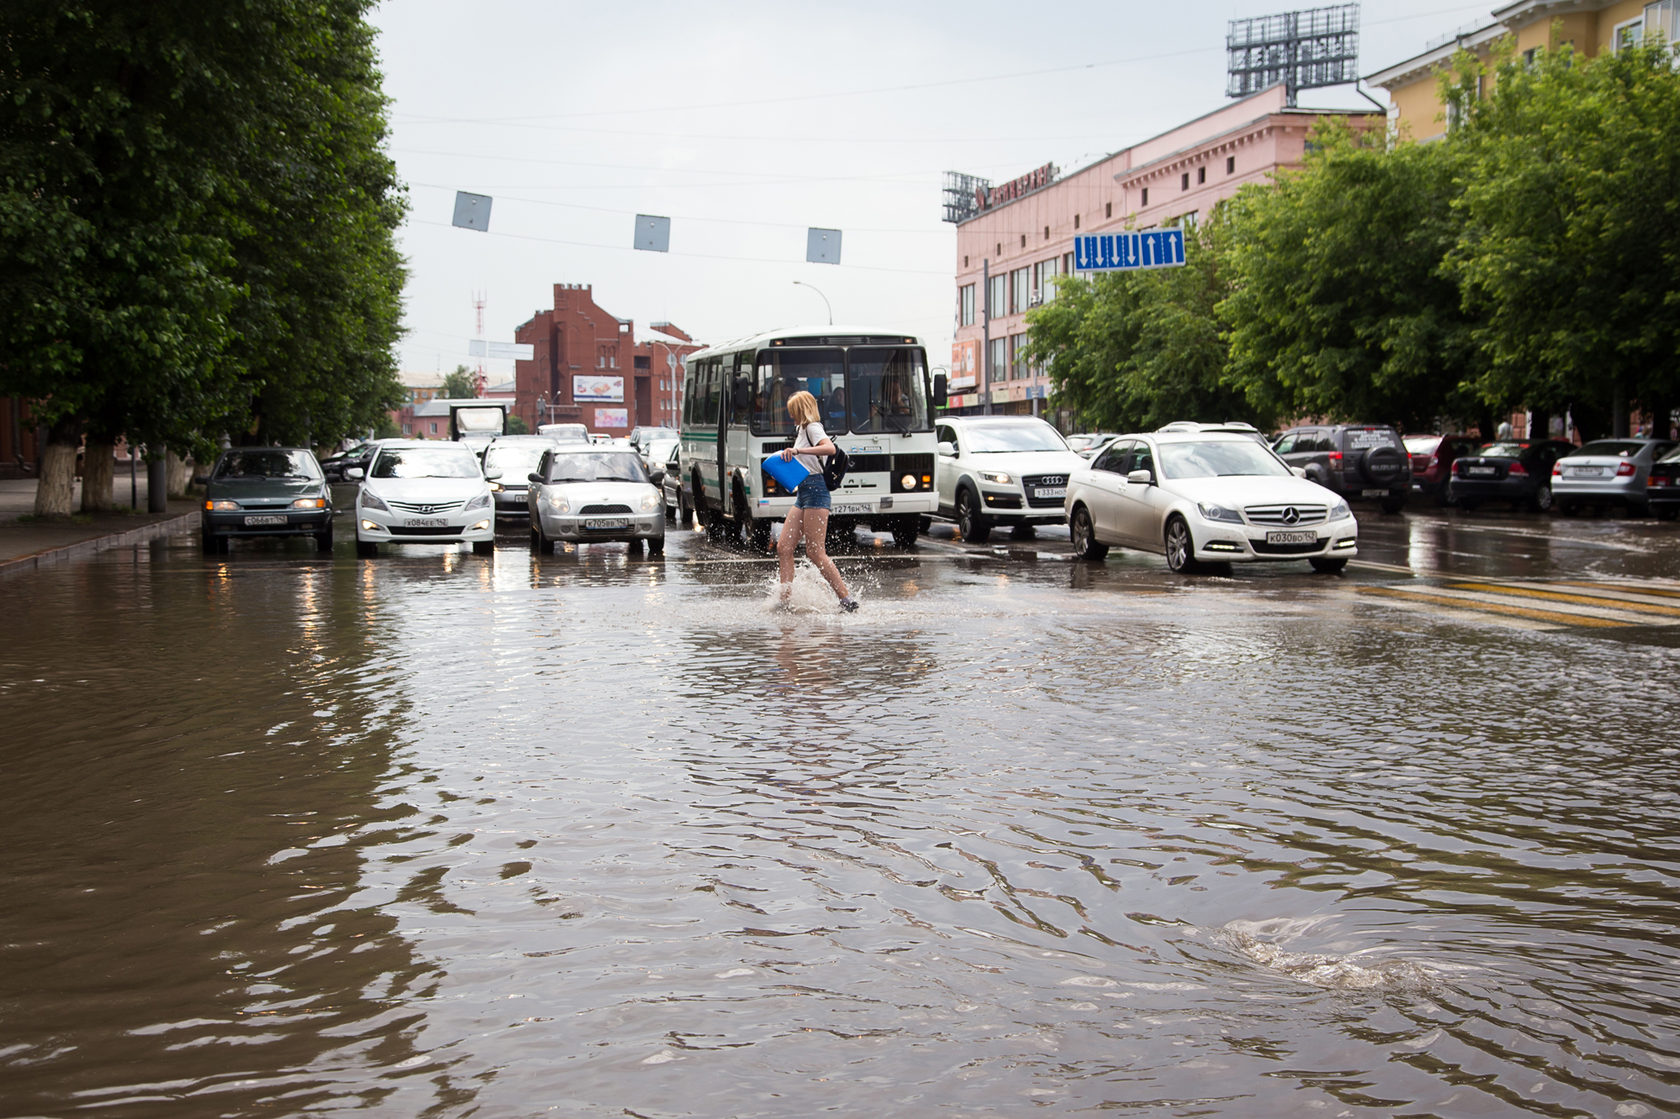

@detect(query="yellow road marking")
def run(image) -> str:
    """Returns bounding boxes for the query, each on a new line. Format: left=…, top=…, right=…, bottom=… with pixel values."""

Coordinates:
left=1549, top=580, right=1680, bottom=602
left=1447, top=582, right=1680, bottom=618
left=1360, top=586, right=1628, bottom=628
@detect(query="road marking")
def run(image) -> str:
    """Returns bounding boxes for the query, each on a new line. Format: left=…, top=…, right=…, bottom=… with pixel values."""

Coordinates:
left=1359, top=585, right=1633, bottom=629
left=1445, top=581, right=1680, bottom=619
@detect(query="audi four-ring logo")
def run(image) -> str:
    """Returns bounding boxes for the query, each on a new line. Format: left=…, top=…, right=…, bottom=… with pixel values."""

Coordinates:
left=1040, top=475, right=1067, bottom=486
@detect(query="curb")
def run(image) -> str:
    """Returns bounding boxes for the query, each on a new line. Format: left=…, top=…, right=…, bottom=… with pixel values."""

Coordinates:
left=0, top=512, right=199, bottom=579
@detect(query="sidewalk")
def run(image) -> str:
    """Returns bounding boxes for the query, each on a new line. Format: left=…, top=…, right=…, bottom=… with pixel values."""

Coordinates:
left=0, top=475, right=201, bottom=578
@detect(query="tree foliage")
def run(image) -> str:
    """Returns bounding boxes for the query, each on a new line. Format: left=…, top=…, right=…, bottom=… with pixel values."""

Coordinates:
left=1028, top=216, right=1251, bottom=432
left=0, top=0, right=407, bottom=511
left=441, top=366, right=479, bottom=400
left=1445, top=38, right=1680, bottom=432
left=1220, top=120, right=1479, bottom=429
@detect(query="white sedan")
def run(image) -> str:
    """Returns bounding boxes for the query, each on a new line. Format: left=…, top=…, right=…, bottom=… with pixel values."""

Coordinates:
left=1064, top=431, right=1358, bottom=574
left=350, top=440, right=496, bottom=558
left=528, top=447, right=665, bottom=556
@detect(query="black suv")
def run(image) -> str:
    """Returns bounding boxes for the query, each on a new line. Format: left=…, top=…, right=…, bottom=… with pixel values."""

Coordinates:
left=1272, top=424, right=1412, bottom=513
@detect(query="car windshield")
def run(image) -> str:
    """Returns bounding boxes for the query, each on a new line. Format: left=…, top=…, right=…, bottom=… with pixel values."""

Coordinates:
left=1476, top=442, right=1528, bottom=458
left=962, top=422, right=1068, bottom=453
left=545, top=451, right=650, bottom=484
left=482, top=444, right=550, bottom=478
left=1573, top=440, right=1643, bottom=458
left=1403, top=435, right=1441, bottom=453
left=1660, top=445, right=1680, bottom=464
left=1158, top=439, right=1291, bottom=479
left=214, top=449, right=320, bottom=480
left=371, top=446, right=481, bottom=479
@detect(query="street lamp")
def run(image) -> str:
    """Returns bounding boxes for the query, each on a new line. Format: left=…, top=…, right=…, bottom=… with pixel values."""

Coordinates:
left=792, top=280, right=832, bottom=325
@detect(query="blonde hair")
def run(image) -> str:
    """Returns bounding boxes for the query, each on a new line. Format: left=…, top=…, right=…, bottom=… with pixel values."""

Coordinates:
left=786, top=390, right=820, bottom=426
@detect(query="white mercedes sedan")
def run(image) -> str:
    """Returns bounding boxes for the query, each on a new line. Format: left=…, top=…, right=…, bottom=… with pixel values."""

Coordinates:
left=1064, top=431, right=1358, bottom=574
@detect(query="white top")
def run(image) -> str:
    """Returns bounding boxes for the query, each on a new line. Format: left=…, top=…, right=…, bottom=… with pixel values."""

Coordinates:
left=794, top=422, right=828, bottom=476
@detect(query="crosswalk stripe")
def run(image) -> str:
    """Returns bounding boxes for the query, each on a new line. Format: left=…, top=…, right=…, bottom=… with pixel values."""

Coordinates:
left=1360, top=585, right=1632, bottom=628
left=1446, top=581, right=1680, bottom=618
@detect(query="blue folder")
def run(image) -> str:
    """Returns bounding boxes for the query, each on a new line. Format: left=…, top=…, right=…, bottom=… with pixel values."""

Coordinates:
left=762, top=454, right=809, bottom=490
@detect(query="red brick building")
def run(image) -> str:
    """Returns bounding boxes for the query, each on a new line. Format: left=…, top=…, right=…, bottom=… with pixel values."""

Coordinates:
left=513, top=284, right=699, bottom=437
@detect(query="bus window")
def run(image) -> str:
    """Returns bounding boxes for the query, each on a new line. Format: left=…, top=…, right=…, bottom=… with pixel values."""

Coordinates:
left=752, top=347, right=844, bottom=434
left=848, top=347, right=930, bottom=434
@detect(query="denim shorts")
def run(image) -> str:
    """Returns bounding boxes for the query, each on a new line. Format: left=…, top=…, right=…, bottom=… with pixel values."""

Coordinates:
left=793, top=473, right=831, bottom=510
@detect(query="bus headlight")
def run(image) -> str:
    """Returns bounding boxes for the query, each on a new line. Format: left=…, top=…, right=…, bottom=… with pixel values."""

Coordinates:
left=899, top=473, right=917, bottom=489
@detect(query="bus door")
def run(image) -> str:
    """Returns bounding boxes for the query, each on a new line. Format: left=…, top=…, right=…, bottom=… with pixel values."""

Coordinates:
left=720, top=351, right=754, bottom=517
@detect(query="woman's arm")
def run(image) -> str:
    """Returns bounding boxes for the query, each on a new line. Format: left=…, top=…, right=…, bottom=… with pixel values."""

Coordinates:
left=781, top=438, right=833, bottom=461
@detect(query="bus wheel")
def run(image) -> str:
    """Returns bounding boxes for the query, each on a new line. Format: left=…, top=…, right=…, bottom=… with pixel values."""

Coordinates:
left=891, top=516, right=919, bottom=548
left=749, top=517, right=772, bottom=552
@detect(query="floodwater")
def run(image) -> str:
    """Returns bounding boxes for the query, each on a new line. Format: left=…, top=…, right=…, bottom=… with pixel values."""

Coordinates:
left=3, top=523, right=1679, bottom=1118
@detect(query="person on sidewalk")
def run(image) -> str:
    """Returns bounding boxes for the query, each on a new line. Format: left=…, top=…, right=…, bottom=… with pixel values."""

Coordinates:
left=775, top=390, right=858, bottom=612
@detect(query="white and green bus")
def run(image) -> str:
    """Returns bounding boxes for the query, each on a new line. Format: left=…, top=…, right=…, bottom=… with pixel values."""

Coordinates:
left=677, top=326, right=947, bottom=549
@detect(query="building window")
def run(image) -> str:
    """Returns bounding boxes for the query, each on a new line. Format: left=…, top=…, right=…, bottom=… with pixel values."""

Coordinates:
left=1197, top=166, right=1206, bottom=184
left=959, top=283, right=976, bottom=327
left=1062, top=251, right=1074, bottom=274
left=1647, top=1, right=1680, bottom=43
left=1034, top=257, right=1060, bottom=304
left=1074, top=213, right=1080, bottom=229
left=1227, top=155, right=1235, bottom=174
left=989, top=337, right=1007, bottom=385
left=1141, top=187, right=1149, bottom=206
left=1105, top=201, right=1112, bottom=218
left=430, top=421, right=438, bottom=434
left=1044, top=225, right=1050, bottom=240
left=1181, top=171, right=1190, bottom=190
left=996, top=242, right=1002, bottom=256
left=1614, top=16, right=1643, bottom=50
left=1010, top=266, right=1031, bottom=315
left=1181, top=211, right=1199, bottom=229
left=1010, top=334, right=1028, bottom=380
left=988, top=273, right=1007, bottom=320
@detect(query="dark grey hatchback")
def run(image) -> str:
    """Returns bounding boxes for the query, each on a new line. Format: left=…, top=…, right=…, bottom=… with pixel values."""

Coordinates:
left=198, top=447, right=333, bottom=555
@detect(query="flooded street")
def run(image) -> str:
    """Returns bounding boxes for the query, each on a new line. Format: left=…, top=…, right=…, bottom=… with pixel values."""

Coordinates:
left=3, top=515, right=1679, bottom=1117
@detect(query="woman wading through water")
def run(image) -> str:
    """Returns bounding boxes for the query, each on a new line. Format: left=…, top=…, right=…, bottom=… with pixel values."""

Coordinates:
left=775, top=390, right=858, bottom=612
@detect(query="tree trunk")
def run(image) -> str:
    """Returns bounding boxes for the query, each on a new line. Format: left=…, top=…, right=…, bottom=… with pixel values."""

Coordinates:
left=166, top=448, right=192, bottom=497
left=80, top=434, right=116, bottom=513
left=33, top=424, right=80, bottom=517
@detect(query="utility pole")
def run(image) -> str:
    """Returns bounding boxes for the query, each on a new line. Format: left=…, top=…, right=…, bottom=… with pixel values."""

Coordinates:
left=472, top=291, right=488, bottom=397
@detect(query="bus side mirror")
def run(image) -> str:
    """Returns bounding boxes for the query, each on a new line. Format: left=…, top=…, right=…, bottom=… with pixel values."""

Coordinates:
left=732, top=379, right=752, bottom=413
left=933, top=372, right=948, bottom=407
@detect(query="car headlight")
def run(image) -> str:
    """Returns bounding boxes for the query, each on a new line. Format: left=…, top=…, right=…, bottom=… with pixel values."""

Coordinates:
left=206, top=499, right=240, bottom=511
left=1328, top=499, right=1351, bottom=521
left=360, top=490, right=390, bottom=512
left=543, top=492, right=570, bottom=514
left=290, top=497, right=327, bottom=509
left=487, top=481, right=504, bottom=492
left=464, top=493, right=492, bottom=512
left=639, top=491, right=660, bottom=513
left=979, top=470, right=1014, bottom=485
left=1196, top=502, right=1244, bottom=524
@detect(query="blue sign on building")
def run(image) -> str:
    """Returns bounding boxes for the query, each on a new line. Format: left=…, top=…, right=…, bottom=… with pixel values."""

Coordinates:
left=1072, top=229, right=1186, bottom=272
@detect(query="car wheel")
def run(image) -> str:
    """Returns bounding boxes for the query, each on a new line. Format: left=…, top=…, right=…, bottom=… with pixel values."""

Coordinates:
left=1560, top=501, right=1582, bottom=517
left=473, top=539, right=494, bottom=556
left=1529, top=483, right=1554, bottom=513
left=315, top=525, right=333, bottom=553
left=663, top=500, right=677, bottom=524
left=1655, top=505, right=1679, bottom=521
left=1164, top=515, right=1198, bottom=574
left=891, top=516, right=919, bottom=548
left=956, top=487, right=991, bottom=543
left=356, top=540, right=378, bottom=558
left=1070, top=506, right=1108, bottom=561
left=201, top=530, right=218, bottom=556
left=647, top=535, right=665, bottom=557
left=1379, top=494, right=1406, bottom=514
left=1309, top=556, right=1348, bottom=574
left=1011, top=523, right=1036, bottom=539
left=1459, top=498, right=1481, bottom=511
left=1439, top=486, right=1459, bottom=508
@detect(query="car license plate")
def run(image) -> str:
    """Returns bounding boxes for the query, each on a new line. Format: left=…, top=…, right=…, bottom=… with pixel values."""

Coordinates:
left=1360, top=488, right=1387, bottom=498
left=1467, top=466, right=1496, bottom=476
left=243, top=515, right=286, bottom=526
left=1266, top=530, right=1317, bottom=545
left=1571, top=466, right=1604, bottom=476
left=833, top=503, right=871, bottom=515
left=403, top=517, right=446, bottom=527
left=585, top=517, right=628, bottom=530
left=1034, top=487, right=1066, bottom=500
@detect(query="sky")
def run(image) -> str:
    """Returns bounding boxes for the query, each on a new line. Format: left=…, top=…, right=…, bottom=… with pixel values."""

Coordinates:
left=369, top=0, right=1496, bottom=383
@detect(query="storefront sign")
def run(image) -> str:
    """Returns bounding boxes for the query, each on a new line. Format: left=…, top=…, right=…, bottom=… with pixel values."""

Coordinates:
left=594, top=407, right=628, bottom=428
left=950, top=339, right=980, bottom=390
left=573, top=375, right=624, bottom=402
left=976, top=163, right=1056, bottom=211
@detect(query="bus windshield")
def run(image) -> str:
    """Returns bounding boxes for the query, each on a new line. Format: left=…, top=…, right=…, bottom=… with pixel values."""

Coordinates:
left=749, top=345, right=928, bottom=435
left=845, top=347, right=929, bottom=435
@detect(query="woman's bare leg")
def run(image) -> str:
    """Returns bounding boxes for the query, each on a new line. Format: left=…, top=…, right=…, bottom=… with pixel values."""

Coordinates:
left=800, top=508, right=850, bottom=600
left=777, top=507, right=804, bottom=596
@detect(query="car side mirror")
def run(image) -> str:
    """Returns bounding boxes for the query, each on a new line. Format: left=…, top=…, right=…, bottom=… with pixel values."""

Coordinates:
left=649, top=469, right=665, bottom=486
left=1127, top=468, right=1154, bottom=485
left=937, top=441, right=956, bottom=457
left=483, top=469, right=502, bottom=481
left=345, top=466, right=364, bottom=480
left=527, top=472, right=543, bottom=484
left=1291, top=466, right=1307, bottom=478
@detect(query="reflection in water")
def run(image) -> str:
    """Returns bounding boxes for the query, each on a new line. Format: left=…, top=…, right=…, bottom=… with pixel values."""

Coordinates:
left=1, top=532, right=1678, bottom=1115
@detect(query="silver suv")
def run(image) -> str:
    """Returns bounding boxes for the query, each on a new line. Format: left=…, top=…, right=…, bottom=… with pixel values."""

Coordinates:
left=933, top=416, right=1087, bottom=542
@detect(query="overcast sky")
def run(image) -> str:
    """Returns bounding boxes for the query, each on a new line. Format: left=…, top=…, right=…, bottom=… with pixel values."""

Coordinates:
left=369, top=0, right=1494, bottom=381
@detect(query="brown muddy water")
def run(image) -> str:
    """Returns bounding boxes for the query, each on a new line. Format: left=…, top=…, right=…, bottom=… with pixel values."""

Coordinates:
left=2, top=527, right=1678, bottom=1117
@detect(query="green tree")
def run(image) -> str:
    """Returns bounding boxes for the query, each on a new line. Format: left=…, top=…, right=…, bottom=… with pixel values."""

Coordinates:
left=1445, top=38, right=1680, bottom=438
left=1220, top=120, right=1480, bottom=430
left=0, top=0, right=406, bottom=514
left=440, top=365, right=479, bottom=400
left=1027, top=215, right=1249, bottom=432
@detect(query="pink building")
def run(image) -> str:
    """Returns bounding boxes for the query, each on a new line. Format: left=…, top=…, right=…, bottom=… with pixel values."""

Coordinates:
left=950, top=85, right=1378, bottom=417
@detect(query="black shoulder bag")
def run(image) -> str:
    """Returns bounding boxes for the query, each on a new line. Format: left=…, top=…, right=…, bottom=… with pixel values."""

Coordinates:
left=805, top=424, right=849, bottom=489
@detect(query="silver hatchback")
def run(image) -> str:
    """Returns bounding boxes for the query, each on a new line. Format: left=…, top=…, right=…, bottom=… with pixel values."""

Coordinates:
left=1551, top=438, right=1678, bottom=516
